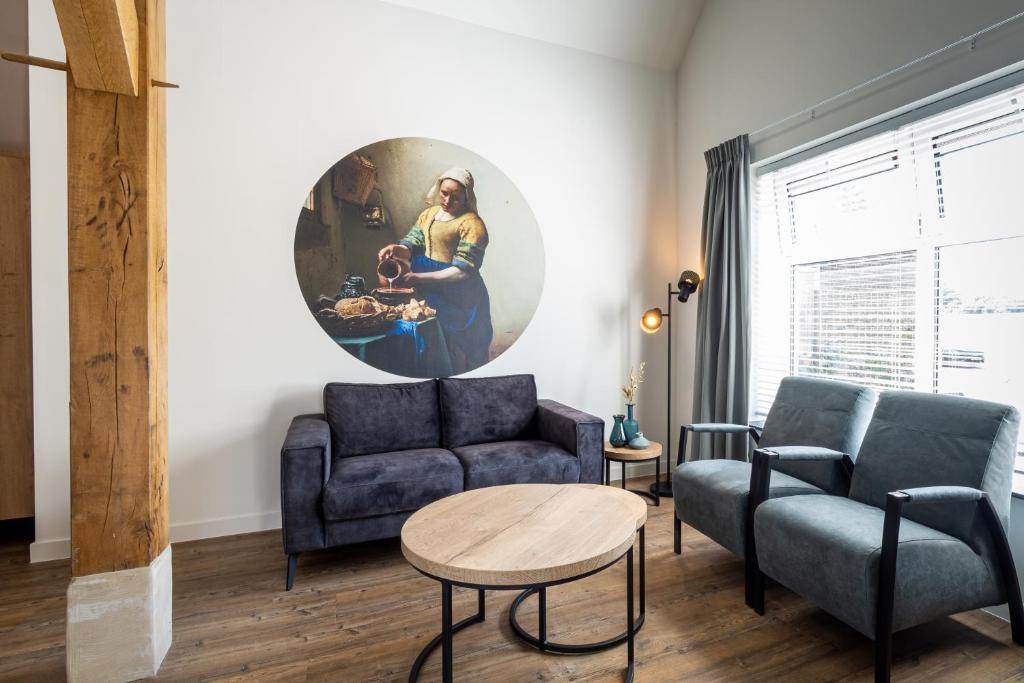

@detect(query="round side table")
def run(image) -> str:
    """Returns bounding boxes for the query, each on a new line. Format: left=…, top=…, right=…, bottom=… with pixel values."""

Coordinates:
left=604, top=441, right=663, bottom=506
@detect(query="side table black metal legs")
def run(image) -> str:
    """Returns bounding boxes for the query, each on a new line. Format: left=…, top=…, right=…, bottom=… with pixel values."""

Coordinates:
left=409, top=526, right=646, bottom=683
left=607, top=458, right=660, bottom=506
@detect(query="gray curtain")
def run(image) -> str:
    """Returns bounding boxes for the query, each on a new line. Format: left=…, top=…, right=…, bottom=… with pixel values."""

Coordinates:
left=692, top=134, right=751, bottom=461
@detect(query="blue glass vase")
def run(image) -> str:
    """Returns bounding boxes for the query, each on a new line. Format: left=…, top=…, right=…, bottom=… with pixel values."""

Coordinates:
left=623, top=404, right=640, bottom=443
left=610, top=414, right=627, bottom=447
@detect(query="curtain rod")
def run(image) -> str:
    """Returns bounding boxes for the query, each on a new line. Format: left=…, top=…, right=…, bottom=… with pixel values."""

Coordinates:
left=750, top=9, right=1024, bottom=139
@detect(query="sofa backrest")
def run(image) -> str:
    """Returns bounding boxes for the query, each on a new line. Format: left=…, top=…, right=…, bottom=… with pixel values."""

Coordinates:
left=849, top=391, right=1019, bottom=544
left=760, top=376, right=877, bottom=494
left=324, top=380, right=440, bottom=458
left=439, top=374, right=537, bottom=448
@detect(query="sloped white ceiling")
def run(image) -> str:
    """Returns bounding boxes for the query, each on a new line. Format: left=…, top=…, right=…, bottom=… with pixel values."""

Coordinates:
left=380, top=0, right=706, bottom=71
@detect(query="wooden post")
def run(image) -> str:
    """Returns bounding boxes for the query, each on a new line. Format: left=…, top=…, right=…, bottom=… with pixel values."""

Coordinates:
left=53, top=0, right=140, bottom=95
left=65, top=0, right=167, bottom=578
left=58, top=0, right=170, bottom=679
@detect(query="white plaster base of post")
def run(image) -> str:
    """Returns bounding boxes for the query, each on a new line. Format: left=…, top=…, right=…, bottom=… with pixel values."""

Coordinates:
left=66, top=545, right=172, bottom=683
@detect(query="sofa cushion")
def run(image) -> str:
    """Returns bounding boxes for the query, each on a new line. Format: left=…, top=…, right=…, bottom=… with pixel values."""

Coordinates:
left=673, top=458, right=824, bottom=557
left=324, top=380, right=440, bottom=458
left=452, top=440, right=579, bottom=490
left=322, top=448, right=462, bottom=521
left=439, top=374, right=537, bottom=448
left=754, top=494, right=1003, bottom=638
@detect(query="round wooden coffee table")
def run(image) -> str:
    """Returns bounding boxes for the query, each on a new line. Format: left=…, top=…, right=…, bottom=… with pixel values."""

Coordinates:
left=401, top=483, right=648, bottom=682
left=604, top=441, right=664, bottom=506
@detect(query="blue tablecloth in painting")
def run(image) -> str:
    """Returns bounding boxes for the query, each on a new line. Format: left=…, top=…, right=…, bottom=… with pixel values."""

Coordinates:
left=333, top=316, right=452, bottom=378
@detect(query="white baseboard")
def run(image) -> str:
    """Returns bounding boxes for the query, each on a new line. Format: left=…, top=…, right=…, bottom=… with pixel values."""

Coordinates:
left=169, top=510, right=282, bottom=544
left=30, top=456, right=667, bottom=564
left=30, top=510, right=283, bottom=564
left=30, top=537, right=71, bottom=563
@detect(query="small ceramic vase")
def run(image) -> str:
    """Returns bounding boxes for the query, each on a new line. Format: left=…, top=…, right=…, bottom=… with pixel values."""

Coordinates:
left=623, top=404, right=640, bottom=443
left=628, top=432, right=651, bottom=449
left=610, top=415, right=627, bottom=447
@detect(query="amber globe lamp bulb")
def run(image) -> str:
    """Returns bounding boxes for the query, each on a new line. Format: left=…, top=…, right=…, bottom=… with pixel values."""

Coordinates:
left=641, top=307, right=664, bottom=333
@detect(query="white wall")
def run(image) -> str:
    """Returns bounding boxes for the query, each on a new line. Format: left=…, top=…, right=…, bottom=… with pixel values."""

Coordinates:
left=672, top=0, right=1024, bottom=458
left=29, top=0, right=678, bottom=560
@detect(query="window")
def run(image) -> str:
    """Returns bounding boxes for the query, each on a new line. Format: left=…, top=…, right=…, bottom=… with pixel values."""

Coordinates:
left=752, top=80, right=1024, bottom=469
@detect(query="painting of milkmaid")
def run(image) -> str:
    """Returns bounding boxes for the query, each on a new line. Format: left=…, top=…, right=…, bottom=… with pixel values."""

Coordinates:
left=293, top=137, right=545, bottom=378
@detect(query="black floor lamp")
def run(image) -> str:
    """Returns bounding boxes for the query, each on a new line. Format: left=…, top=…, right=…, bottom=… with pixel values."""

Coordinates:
left=641, top=270, right=700, bottom=498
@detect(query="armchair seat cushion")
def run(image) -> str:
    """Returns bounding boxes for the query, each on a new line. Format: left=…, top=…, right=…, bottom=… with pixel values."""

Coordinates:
left=673, top=459, right=824, bottom=557
left=453, top=440, right=580, bottom=490
left=754, top=494, right=1003, bottom=638
left=322, top=448, right=463, bottom=521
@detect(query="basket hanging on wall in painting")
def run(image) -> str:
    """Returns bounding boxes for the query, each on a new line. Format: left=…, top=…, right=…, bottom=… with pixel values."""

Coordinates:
left=333, top=153, right=377, bottom=206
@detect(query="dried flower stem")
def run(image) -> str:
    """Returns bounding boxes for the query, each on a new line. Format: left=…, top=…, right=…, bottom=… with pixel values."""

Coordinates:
left=621, top=361, right=647, bottom=404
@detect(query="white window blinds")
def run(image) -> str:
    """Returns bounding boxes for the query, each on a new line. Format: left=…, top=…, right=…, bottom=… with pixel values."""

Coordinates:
left=752, top=80, right=1024, bottom=434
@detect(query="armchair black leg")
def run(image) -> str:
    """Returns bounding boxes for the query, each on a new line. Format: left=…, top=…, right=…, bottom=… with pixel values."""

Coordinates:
left=874, top=634, right=893, bottom=683
left=745, top=449, right=772, bottom=614
left=875, top=492, right=907, bottom=683
left=286, top=553, right=300, bottom=591
left=979, top=497, right=1024, bottom=645
left=673, top=514, right=681, bottom=555
left=749, top=564, right=765, bottom=615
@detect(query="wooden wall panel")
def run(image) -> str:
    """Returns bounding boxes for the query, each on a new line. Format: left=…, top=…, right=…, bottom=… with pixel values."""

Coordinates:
left=0, top=154, right=34, bottom=521
left=67, top=0, right=167, bottom=576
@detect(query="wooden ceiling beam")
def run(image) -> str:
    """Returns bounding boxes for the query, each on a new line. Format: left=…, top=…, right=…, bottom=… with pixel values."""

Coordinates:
left=52, top=0, right=139, bottom=95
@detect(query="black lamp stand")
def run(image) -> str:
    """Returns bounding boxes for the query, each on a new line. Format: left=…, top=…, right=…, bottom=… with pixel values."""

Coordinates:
left=650, top=281, right=680, bottom=498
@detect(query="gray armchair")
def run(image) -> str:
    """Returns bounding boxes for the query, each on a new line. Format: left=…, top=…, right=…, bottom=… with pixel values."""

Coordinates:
left=748, top=391, right=1024, bottom=682
left=672, top=376, right=876, bottom=556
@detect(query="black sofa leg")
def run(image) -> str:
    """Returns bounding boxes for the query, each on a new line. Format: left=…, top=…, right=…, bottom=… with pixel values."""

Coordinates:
left=286, top=553, right=299, bottom=591
left=673, top=514, right=681, bottom=555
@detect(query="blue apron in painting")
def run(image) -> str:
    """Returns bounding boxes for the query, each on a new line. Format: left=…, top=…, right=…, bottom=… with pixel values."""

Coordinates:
left=410, top=254, right=493, bottom=368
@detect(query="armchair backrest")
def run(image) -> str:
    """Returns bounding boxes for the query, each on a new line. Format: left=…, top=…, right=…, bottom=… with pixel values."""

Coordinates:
left=760, top=376, right=877, bottom=494
left=849, top=391, right=1019, bottom=543
left=439, top=374, right=537, bottom=448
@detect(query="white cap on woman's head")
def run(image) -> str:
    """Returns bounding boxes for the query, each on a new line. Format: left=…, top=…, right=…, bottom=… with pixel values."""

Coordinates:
left=426, top=167, right=476, bottom=212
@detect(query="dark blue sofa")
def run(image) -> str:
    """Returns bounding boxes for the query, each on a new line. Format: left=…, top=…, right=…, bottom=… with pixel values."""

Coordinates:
left=280, top=374, right=604, bottom=589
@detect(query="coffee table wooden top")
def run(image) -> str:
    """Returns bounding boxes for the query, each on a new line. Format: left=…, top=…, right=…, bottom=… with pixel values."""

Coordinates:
left=401, top=484, right=647, bottom=587
left=605, top=441, right=663, bottom=462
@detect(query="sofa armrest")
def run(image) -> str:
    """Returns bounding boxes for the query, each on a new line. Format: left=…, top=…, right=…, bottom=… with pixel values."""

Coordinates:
left=537, top=399, right=605, bottom=484
left=280, top=414, right=331, bottom=555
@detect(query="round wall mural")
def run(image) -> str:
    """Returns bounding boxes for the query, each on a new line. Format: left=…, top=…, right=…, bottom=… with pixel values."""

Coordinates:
left=294, top=137, right=545, bottom=378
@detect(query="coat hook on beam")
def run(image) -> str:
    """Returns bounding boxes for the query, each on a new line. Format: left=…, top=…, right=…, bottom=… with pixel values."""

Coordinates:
left=2, top=52, right=179, bottom=89
left=2, top=51, right=68, bottom=72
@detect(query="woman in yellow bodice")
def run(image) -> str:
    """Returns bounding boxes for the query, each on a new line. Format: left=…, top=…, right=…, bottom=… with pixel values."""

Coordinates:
left=378, top=167, right=493, bottom=370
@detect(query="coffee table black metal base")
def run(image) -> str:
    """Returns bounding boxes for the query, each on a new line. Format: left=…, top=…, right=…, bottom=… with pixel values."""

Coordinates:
left=409, top=526, right=646, bottom=683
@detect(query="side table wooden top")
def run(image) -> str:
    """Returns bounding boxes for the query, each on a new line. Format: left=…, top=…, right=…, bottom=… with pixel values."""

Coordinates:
left=401, top=484, right=647, bottom=587
left=604, top=441, right=663, bottom=462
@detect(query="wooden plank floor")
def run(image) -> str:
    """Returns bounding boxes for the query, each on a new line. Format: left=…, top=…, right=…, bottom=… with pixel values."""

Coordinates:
left=3, top=476, right=1024, bottom=682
